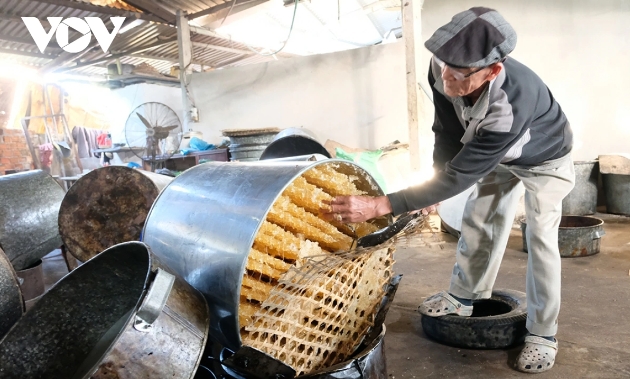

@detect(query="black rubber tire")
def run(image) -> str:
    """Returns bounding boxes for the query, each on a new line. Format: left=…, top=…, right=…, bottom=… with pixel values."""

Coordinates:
left=420, top=289, right=527, bottom=349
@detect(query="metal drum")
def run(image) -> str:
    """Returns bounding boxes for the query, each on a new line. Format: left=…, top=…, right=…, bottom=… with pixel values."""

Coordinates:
left=0, top=170, right=65, bottom=270
left=58, top=166, right=173, bottom=262
left=0, top=242, right=209, bottom=379
left=143, top=160, right=387, bottom=351
left=259, top=127, right=331, bottom=161
left=562, top=160, right=598, bottom=215
left=602, top=173, right=630, bottom=215
left=0, top=247, right=24, bottom=340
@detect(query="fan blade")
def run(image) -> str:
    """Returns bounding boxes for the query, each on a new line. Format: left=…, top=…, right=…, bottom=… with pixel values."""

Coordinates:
left=136, top=112, right=153, bottom=129
left=155, top=125, right=179, bottom=133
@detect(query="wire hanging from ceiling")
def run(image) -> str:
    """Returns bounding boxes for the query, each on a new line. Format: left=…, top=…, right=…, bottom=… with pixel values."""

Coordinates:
left=241, top=0, right=300, bottom=57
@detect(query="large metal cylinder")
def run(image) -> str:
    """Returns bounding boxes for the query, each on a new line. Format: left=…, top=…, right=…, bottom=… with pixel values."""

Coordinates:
left=0, top=241, right=209, bottom=378
left=0, top=247, right=24, bottom=340
left=58, top=166, right=172, bottom=262
left=142, top=160, right=387, bottom=351
left=0, top=170, right=65, bottom=270
left=602, top=173, right=630, bottom=215
left=562, top=160, right=598, bottom=215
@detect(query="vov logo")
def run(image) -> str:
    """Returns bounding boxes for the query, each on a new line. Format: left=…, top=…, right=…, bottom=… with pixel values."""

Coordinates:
left=22, top=17, right=126, bottom=53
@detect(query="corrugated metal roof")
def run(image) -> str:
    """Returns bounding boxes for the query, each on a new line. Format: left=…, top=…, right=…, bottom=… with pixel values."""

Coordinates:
left=0, top=0, right=290, bottom=84
left=1, top=0, right=402, bottom=85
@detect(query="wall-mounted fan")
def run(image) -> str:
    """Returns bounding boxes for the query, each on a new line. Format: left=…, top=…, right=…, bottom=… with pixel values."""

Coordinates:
left=124, top=102, right=182, bottom=171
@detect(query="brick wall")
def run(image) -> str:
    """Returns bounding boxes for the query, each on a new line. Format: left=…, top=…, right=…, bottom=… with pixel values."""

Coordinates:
left=0, top=129, right=33, bottom=174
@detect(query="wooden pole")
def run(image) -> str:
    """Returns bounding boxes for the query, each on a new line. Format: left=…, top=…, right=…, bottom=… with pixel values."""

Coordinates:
left=402, top=0, right=428, bottom=172
left=176, top=10, right=193, bottom=131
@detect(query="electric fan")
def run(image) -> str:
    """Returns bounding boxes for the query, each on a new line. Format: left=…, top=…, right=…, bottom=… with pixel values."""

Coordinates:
left=124, top=102, right=182, bottom=171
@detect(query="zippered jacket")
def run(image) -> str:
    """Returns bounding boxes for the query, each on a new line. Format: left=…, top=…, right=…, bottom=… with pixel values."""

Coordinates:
left=387, top=57, right=573, bottom=215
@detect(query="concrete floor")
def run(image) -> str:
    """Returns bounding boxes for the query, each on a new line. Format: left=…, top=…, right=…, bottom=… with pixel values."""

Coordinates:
left=384, top=213, right=630, bottom=378
left=37, top=213, right=630, bottom=378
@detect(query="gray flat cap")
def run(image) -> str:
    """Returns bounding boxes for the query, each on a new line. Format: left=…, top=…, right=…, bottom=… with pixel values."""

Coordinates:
left=425, top=7, right=517, bottom=68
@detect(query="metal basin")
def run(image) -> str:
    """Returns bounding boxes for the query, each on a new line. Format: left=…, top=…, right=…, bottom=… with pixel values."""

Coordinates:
left=58, top=166, right=172, bottom=262
left=0, top=242, right=209, bottom=378
left=521, top=216, right=605, bottom=257
left=0, top=247, right=23, bottom=340
left=0, top=170, right=65, bottom=270
left=143, top=160, right=388, bottom=351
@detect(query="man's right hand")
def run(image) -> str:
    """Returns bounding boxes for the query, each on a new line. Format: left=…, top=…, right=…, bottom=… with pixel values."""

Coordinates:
left=320, top=195, right=393, bottom=223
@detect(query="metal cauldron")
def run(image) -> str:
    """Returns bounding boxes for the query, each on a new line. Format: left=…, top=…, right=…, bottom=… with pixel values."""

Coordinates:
left=143, top=160, right=388, bottom=351
left=58, top=166, right=173, bottom=262
left=0, top=247, right=23, bottom=340
left=0, top=241, right=209, bottom=378
left=521, top=215, right=605, bottom=257
left=259, top=128, right=331, bottom=161
left=0, top=170, right=65, bottom=270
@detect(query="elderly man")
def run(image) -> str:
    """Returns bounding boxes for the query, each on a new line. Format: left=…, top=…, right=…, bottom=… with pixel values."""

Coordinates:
left=322, top=7, right=575, bottom=374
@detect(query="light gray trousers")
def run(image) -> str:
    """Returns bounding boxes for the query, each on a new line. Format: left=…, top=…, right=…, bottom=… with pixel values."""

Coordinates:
left=449, top=153, right=575, bottom=337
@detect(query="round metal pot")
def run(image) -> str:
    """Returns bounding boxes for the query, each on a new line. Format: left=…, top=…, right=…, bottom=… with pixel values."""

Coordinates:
left=0, top=170, right=65, bottom=270
left=602, top=173, right=630, bottom=215
left=0, top=241, right=210, bottom=379
left=58, top=166, right=173, bottom=262
left=143, top=160, right=388, bottom=351
left=521, top=216, right=605, bottom=257
left=562, top=160, right=598, bottom=215
left=0, top=247, right=24, bottom=340
left=259, top=127, right=331, bottom=161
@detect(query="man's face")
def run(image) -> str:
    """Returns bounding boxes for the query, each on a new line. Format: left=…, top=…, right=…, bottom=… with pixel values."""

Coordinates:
left=441, top=65, right=492, bottom=98
left=434, top=57, right=501, bottom=98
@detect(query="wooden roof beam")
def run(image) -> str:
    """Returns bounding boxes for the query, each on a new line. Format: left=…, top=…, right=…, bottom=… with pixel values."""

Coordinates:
left=28, top=0, right=171, bottom=24
left=120, top=0, right=176, bottom=24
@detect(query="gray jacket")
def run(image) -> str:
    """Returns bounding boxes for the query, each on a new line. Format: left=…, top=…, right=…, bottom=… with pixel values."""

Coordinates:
left=387, top=57, right=573, bottom=215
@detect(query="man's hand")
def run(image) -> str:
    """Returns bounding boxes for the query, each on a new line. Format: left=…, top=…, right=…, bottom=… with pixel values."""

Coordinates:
left=320, top=195, right=393, bottom=223
left=417, top=203, right=440, bottom=216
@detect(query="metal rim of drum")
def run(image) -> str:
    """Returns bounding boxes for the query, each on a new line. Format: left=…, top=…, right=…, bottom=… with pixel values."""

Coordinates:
left=142, top=159, right=390, bottom=351
left=58, top=166, right=172, bottom=262
left=0, top=247, right=24, bottom=340
left=0, top=170, right=65, bottom=271
left=0, top=241, right=209, bottom=379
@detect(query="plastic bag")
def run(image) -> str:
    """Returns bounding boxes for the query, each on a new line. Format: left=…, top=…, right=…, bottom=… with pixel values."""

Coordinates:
left=335, top=148, right=388, bottom=192
left=189, top=137, right=216, bottom=151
